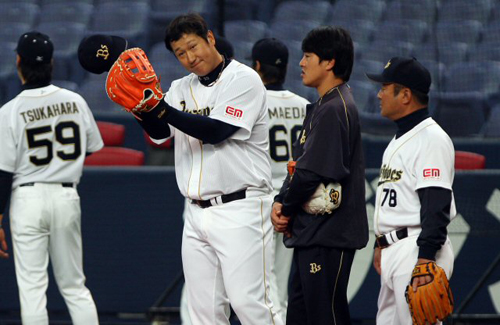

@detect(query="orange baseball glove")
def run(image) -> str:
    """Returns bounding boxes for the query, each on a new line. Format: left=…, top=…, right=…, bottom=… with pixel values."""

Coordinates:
left=106, top=48, right=163, bottom=113
left=405, top=262, right=454, bottom=325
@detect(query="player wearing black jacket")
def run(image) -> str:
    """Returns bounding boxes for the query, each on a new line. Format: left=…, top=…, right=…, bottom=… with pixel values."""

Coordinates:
left=272, top=26, right=368, bottom=325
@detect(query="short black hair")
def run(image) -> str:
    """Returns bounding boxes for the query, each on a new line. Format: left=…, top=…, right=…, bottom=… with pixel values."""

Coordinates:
left=215, top=36, right=234, bottom=59
left=393, top=84, right=429, bottom=106
left=301, top=26, right=354, bottom=82
left=253, top=62, right=287, bottom=85
left=19, top=58, right=52, bottom=84
left=164, top=13, right=209, bottom=52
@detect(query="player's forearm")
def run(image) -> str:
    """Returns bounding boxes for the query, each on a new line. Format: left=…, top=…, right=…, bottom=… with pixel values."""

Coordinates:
left=134, top=102, right=172, bottom=140
left=281, top=168, right=323, bottom=216
left=274, top=174, right=291, bottom=203
left=139, top=100, right=239, bottom=144
left=417, top=187, right=452, bottom=260
left=0, top=170, right=13, bottom=215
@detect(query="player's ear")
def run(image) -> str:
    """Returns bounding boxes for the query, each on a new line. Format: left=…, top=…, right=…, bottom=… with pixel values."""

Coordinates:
left=207, top=30, right=215, bottom=46
left=254, top=60, right=261, bottom=72
left=401, top=88, right=412, bottom=104
left=324, top=59, right=335, bottom=72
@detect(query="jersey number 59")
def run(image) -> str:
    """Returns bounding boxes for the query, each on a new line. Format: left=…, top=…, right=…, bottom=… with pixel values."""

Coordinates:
left=26, top=122, right=82, bottom=166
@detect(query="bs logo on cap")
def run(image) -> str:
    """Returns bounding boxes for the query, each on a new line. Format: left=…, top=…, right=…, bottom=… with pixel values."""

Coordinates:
left=78, top=34, right=128, bottom=74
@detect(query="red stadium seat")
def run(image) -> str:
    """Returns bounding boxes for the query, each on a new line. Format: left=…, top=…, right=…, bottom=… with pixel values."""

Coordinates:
left=143, top=131, right=173, bottom=149
left=97, top=121, right=126, bottom=146
left=84, top=147, right=145, bottom=166
left=455, top=151, right=486, bottom=170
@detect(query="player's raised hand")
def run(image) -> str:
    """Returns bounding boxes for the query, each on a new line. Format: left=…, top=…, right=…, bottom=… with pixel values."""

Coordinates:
left=106, top=48, right=164, bottom=113
left=0, top=227, right=9, bottom=259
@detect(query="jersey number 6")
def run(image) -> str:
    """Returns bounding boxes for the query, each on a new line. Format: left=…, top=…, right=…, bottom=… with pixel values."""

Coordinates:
left=269, top=124, right=302, bottom=162
left=26, top=121, right=82, bottom=166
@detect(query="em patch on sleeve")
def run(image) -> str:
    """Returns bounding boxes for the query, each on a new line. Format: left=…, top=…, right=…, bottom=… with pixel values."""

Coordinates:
left=225, top=106, right=243, bottom=120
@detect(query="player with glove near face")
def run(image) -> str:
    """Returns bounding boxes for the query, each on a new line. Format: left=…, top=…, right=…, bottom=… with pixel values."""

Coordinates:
left=367, top=57, right=455, bottom=325
left=79, top=13, right=282, bottom=325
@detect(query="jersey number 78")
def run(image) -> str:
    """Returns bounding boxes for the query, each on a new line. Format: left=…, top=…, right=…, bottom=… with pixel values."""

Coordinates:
left=381, top=188, right=397, bottom=207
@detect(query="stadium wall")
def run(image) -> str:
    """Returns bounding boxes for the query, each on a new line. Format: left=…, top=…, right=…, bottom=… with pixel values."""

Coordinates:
left=0, top=168, right=499, bottom=321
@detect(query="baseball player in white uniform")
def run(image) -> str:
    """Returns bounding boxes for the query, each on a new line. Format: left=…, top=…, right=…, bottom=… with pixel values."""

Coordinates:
left=109, top=14, right=281, bottom=325
left=178, top=36, right=237, bottom=325
left=251, top=38, right=309, bottom=323
left=367, top=57, right=455, bottom=324
left=0, top=32, right=102, bottom=325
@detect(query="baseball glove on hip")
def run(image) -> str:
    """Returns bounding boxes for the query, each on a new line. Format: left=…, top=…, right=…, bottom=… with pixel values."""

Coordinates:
left=286, top=161, right=342, bottom=215
left=405, top=262, right=454, bottom=325
left=106, top=48, right=163, bottom=112
left=302, top=182, right=342, bottom=215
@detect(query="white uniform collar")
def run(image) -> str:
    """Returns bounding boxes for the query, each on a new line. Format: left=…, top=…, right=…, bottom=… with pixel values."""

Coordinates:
left=19, top=84, right=59, bottom=97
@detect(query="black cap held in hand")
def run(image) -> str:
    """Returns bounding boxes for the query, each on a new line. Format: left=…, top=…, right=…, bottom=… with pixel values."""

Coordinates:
left=366, top=57, right=431, bottom=94
left=17, top=31, right=54, bottom=65
left=78, top=34, right=128, bottom=74
left=251, top=38, right=288, bottom=67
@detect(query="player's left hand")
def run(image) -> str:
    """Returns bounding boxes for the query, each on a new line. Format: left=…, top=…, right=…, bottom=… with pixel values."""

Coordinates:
left=0, top=228, right=9, bottom=259
left=411, top=258, right=434, bottom=292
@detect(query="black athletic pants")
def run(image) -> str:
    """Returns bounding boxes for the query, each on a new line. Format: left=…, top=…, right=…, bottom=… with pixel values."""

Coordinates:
left=286, top=246, right=356, bottom=325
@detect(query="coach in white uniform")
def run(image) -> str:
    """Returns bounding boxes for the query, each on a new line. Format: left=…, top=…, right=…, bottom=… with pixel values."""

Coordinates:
left=251, top=38, right=309, bottom=323
left=126, top=14, right=280, bottom=325
left=0, top=32, right=103, bottom=325
left=367, top=57, right=455, bottom=325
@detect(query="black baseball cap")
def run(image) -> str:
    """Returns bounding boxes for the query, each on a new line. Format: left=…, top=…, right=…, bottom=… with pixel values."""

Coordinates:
left=17, top=31, right=54, bottom=65
left=251, top=38, right=288, bottom=68
left=78, top=34, right=128, bottom=74
left=366, top=57, right=431, bottom=94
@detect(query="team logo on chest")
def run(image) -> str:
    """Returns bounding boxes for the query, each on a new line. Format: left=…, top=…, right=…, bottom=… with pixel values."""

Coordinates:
left=180, top=100, right=211, bottom=116
left=300, top=129, right=306, bottom=144
left=378, top=164, right=403, bottom=186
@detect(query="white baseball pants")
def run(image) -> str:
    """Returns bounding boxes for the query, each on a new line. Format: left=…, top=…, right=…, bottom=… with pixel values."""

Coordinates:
left=182, top=194, right=282, bottom=325
left=377, top=232, right=454, bottom=325
left=269, top=231, right=293, bottom=324
left=10, top=183, right=99, bottom=325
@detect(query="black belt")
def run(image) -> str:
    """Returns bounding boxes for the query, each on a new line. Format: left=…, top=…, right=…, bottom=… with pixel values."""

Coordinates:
left=20, top=182, right=74, bottom=188
left=191, top=189, right=246, bottom=209
left=375, top=228, right=408, bottom=249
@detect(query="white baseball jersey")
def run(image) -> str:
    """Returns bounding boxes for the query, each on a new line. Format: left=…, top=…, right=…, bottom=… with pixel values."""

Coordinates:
left=0, top=84, right=102, bottom=325
left=157, top=60, right=272, bottom=199
left=0, top=85, right=103, bottom=188
left=159, top=60, right=282, bottom=324
left=266, top=90, right=309, bottom=192
left=374, top=117, right=456, bottom=236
